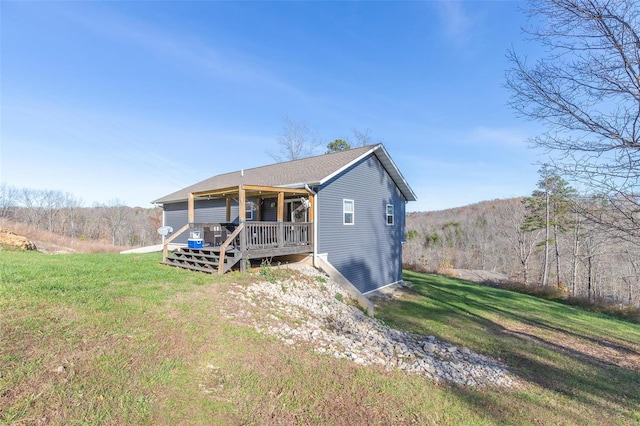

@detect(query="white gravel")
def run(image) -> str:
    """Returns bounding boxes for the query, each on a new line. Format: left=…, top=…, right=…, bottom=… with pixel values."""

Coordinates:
left=222, top=264, right=516, bottom=387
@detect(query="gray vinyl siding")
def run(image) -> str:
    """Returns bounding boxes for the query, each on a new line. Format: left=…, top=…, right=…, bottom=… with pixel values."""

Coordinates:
left=164, top=202, right=188, bottom=243
left=317, top=154, right=406, bottom=294
left=261, top=198, right=278, bottom=221
left=163, top=199, right=240, bottom=244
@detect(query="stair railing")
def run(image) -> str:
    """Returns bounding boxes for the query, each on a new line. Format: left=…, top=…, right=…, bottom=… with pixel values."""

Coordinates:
left=162, top=223, right=190, bottom=262
left=218, top=222, right=245, bottom=274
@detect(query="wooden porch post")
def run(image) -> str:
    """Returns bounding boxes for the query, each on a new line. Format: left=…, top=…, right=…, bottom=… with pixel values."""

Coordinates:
left=188, top=192, right=195, bottom=224
left=277, top=191, right=284, bottom=248
left=308, top=194, right=315, bottom=222
left=225, top=197, right=231, bottom=222
left=238, top=185, right=247, bottom=272
left=277, top=191, right=284, bottom=222
left=308, top=194, right=315, bottom=247
left=256, top=196, right=262, bottom=221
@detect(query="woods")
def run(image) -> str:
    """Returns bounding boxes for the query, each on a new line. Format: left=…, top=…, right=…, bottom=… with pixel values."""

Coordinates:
left=0, top=183, right=161, bottom=247
left=403, top=192, right=640, bottom=309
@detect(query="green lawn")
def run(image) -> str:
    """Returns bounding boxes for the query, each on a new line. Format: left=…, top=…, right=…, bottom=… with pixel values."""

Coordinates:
left=1, top=251, right=639, bottom=425
left=376, top=271, right=640, bottom=425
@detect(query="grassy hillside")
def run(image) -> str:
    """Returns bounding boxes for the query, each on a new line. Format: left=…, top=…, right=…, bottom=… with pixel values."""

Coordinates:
left=1, top=251, right=639, bottom=425
left=377, top=271, right=640, bottom=425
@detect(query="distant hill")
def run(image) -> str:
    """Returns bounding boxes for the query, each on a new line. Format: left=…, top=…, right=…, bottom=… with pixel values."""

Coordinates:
left=402, top=197, right=640, bottom=308
left=404, top=197, right=522, bottom=275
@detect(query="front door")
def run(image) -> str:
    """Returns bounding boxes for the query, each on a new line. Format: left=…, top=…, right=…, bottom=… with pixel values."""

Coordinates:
left=285, top=199, right=308, bottom=222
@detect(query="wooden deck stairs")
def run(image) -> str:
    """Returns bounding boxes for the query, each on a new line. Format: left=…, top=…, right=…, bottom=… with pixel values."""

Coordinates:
left=161, top=221, right=313, bottom=274
left=161, top=247, right=241, bottom=274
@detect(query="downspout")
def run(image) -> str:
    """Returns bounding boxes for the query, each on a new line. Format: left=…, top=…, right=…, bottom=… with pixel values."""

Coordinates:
left=305, top=184, right=318, bottom=267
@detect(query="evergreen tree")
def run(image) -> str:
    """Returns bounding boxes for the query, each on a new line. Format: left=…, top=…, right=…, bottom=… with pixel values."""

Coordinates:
left=523, top=166, right=576, bottom=288
left=326, top=139, right=351, bottom=153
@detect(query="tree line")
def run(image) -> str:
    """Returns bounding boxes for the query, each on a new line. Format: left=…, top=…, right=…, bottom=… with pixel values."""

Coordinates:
left=0, top=184, right=161, bottom=247
left=402, top=173, right=640, bottom=308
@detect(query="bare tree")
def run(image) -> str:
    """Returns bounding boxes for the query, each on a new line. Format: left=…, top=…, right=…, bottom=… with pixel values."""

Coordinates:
left=580, top=230, right=610, bottom=303
left=506, top=0, right=640, bottom=241
left=100, top=199, right=131, bottom=246
left=268, top=115, right=321, bottom=162
left=19, top=188, right=45, bottom=229
left=622, top=249, right=640, bottom=304
left=351, top=128, right=382, bottom=147
left=570, top=206, right=584, bottom=296
left=351, top=128, right=372, bottom=147
left=60, top=192, right=84, bottom=238
left=0, top=183, right=17, bottom=219
left=499, top=200, right=543, bottom=286
left=41, top=189, right=65, bottom=233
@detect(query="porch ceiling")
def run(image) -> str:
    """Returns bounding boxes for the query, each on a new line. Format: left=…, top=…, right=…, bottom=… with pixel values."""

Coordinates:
left=191, top=184, right=312, bottom=199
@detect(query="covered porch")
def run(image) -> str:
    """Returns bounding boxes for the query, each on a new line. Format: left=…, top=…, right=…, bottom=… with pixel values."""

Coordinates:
left=161, top=184, right=315, bottom=274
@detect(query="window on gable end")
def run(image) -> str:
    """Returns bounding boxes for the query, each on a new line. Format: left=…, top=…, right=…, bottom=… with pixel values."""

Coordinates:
left=386, top=204, right=394, bottom=225
left=343, top=199, right=354, bottom=225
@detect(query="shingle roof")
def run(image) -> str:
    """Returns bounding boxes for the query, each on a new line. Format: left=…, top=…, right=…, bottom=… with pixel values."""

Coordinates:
left=152, top=144, right=417, bottom=204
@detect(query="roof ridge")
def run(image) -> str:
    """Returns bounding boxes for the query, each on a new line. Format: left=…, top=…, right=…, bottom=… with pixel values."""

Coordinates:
left=215, top=144, right=378, bottom=177
left=151, top=143, right=418, bottom=204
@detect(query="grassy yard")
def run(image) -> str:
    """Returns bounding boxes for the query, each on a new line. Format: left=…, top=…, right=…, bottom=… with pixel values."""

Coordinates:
left=376, top=271, right=640, bottom=425
left=1, top=251, right=639, bottom=425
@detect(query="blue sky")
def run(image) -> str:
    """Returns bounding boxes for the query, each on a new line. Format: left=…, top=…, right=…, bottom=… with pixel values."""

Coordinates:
left=1, top=1, right=546, bottom=212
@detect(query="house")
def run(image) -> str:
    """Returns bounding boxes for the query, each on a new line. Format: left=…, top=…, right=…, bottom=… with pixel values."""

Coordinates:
left=153, top=143, right=417, bottom=302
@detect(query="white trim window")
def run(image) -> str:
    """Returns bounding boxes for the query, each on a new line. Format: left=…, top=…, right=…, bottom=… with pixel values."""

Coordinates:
left=245, top=202, right=254, bottom=221
left=386, top=204, right=394, bottom=225
left=343, top=199, right=354, bottom=225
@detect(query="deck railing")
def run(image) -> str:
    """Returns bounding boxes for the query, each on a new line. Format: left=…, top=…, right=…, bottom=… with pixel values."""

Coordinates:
left=163, top=221, right=312, bottom=261
left=244, top=221, right=312, bottom=250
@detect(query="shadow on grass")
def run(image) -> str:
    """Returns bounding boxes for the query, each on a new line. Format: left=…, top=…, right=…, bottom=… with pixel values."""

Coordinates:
left=375, top=271, right=640, bottom=425
left=407, top=272, right=640, bottom=360
left=413, top=270, right=640, bottom=356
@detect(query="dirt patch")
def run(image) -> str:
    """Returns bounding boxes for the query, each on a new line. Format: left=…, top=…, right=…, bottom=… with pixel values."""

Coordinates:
left=31, top=240, right=78, bottom=254
left=447, top=269, right=509, bottom=284
left=0, top=228, right=37, bottom=250
left=0, top=227, right=77, bottom=253
left=499, top=321, right=640, bottom=373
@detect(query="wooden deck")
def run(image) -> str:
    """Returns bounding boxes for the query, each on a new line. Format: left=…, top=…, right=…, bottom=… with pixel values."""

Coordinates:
left=162, top=221, right=313, bottom=274
left=244, top=221, right=312, bottom=256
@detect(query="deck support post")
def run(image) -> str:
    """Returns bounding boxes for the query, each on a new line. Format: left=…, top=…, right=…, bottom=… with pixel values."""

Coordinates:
left=225, top=197, right=231, bottom=222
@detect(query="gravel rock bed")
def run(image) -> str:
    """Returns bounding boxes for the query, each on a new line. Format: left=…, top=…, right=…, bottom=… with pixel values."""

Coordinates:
left=223, top=264, right=516, bottom=387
